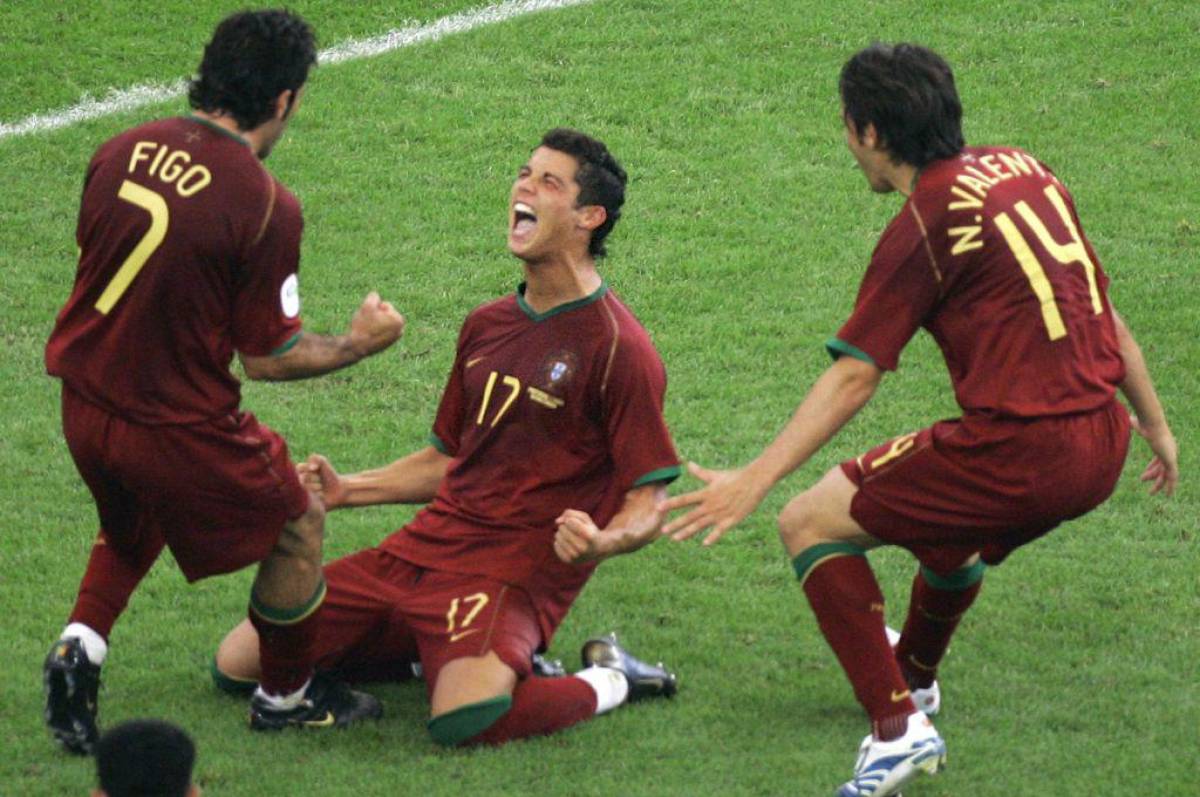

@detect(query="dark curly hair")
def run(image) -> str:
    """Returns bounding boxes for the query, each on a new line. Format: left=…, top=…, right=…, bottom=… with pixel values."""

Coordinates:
left=187, top=10, right=317, bottom=131
left=840, top=43, right=964, bottom=169
left=96, top=719, right=195, bottom=797
left=540, top=128, right=627, bottom=258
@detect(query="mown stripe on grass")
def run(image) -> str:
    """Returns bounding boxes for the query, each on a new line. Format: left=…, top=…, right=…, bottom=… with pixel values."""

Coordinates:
left=0, top=0, right=596, bottom=141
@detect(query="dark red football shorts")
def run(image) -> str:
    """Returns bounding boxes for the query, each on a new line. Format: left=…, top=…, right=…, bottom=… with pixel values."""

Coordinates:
left=841, top=399, right=1130, bottom=573
left=61, top=385, right=310, bottom=582
left=311, top=547, right=541, bottom=695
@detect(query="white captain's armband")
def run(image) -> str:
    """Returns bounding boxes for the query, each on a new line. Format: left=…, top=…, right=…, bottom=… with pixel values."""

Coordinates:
left=280, top=273, right=300, bottom=318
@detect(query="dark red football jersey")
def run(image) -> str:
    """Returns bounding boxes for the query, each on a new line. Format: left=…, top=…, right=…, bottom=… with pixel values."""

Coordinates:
left=830, top=146, right=1125, bottom=418
left=46, top=116, right=304, bottom=424
left=382, top=283, right=680, bottom=641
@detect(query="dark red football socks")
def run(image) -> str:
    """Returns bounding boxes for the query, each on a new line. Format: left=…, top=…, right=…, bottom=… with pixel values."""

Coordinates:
left=895, top=563, right=984, bottom=689
left=468, top=675, right=597, bottom=745
left=69, top=530, right=165, bottom=638
left=249, top=579, right=326, bottom=697
left=794, top=544, right=915, bottom=741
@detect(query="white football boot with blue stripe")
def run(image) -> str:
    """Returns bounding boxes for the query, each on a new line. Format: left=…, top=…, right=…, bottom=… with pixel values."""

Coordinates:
left=886, top=626, right=940, bottom=716
left=836, top=711, right=946, bottom=797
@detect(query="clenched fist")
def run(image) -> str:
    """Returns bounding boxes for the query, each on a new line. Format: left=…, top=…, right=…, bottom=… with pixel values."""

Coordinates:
left=349, top=291, right=405, bottom=358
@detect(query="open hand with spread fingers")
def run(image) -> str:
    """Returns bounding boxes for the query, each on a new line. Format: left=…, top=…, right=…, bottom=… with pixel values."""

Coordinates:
left=659, top=461, right=773, bottom=547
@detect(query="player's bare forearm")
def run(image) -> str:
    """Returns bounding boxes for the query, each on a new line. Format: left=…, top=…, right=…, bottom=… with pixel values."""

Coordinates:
left=749, top=355, right=882, bottom=487
left=597, top=484, right=669, bottom=558
left=661, top=356, right=881, bottom=544
left=1111, top=310, right=1177, bottom=495
left=554, top=484, right=667, bottom=564
left=1112, top=311, right=1169, bottom=432
left=241, top=331, right=363, bottom=381
left=241, top=291, right=405, bottom=381
left=338, top=446, right=451, bottom=508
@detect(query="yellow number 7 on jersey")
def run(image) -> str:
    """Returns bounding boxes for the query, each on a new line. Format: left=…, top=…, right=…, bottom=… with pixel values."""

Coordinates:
left=994, top=184, right=1103, bottom=341
left=94, top=180, right=169, bottom=315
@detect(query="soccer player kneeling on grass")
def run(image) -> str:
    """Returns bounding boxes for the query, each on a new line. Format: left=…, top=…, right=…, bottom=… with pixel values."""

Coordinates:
left=43, top=10, right=406, bottom=752
left=213, top=128, right=681, bottom=746
left=661, top=43, right=1177, bottom=796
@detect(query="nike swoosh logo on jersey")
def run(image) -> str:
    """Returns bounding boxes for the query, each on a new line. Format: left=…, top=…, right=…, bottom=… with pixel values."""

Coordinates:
left=891, top=689, right=912, bottom=703
left=466, top=356, right=486, bottom=369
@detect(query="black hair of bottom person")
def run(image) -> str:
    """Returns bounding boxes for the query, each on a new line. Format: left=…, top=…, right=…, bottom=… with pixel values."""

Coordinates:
left=95, top=719, right=196, bottom=797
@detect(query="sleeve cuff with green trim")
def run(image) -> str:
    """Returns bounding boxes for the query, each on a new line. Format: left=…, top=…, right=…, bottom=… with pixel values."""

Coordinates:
left=270, top=330, right=303, bottom=356
left=632, top=464, right=682, bottom=487
left=825, top=337, right=876, bottom=367
left=429, top=433, right=450, bottom=455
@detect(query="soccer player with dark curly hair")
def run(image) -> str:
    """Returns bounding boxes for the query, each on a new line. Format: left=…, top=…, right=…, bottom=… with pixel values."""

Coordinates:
left=663, top=43, right=1177, bottom=796
left=213, top=128, right=681, bottom=747
left=43, top=9, right=404, bottom=752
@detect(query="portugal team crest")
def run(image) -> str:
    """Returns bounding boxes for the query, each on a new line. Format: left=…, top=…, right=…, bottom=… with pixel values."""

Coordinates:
left=537, top=350, right=579, bottom=393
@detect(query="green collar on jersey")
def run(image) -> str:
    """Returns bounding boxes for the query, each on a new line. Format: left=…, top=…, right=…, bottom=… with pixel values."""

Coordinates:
left=186, top=114, right=251, bottom=147
left=516, top=280, right=608, bottom=322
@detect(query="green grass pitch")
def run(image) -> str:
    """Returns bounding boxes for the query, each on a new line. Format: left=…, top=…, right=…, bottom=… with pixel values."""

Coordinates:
left=1, top=1, right=1196, bottom=794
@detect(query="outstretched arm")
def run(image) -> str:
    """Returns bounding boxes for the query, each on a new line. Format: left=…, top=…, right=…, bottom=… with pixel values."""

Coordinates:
left=1112, top=310, right=1177, bottom=496
left=299, top=446, right=452, bottom=510
left=241, top=291, right=405, bottom=381
left=661, top=354, right=883, bottom=545
left=553, top=483, right=669, bottom=565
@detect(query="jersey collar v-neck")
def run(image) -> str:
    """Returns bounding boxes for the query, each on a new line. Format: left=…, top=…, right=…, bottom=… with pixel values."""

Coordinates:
left=516, top=280, right=608, bottom=322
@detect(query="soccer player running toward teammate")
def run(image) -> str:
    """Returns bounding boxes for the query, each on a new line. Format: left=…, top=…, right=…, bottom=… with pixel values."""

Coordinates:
left=211, top=128, right=681, bottom=747
left=43, top=10, right=405, bottom=752
left=662, top=43, right=1177, bottom=796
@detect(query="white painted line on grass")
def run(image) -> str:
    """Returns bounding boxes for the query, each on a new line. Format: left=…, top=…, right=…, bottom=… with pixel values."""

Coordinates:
left=0, top=0, right=596, bottom=141
left=0, top=81, right=190, bottom=142
left=319, top=0, right=594, bottom=64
